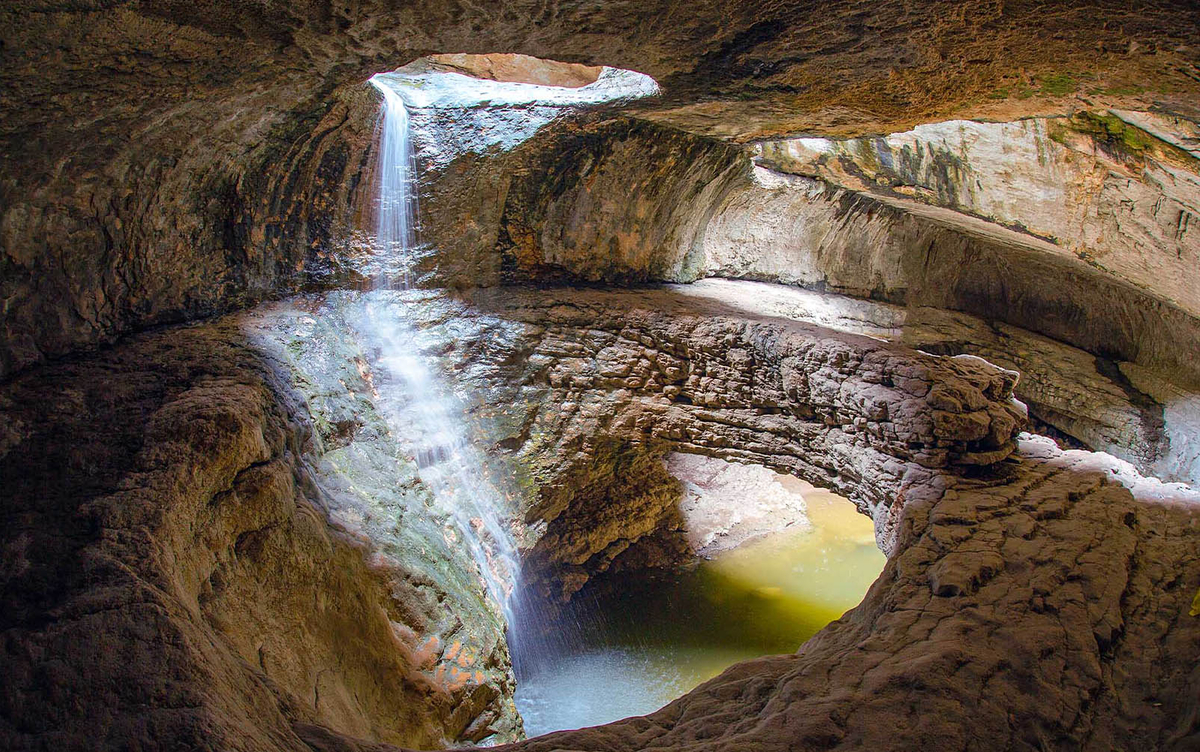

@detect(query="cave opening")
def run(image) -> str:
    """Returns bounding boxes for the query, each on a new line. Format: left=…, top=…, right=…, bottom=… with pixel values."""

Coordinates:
left=8, top=6, right=1200, bottom=750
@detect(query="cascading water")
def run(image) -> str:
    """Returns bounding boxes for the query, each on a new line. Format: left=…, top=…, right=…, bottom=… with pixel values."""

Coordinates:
left=362, top=75, right=521, bottom=623
left=371, top=80, right=419, bottom=289
left=358, top=65, right=886, bottom=741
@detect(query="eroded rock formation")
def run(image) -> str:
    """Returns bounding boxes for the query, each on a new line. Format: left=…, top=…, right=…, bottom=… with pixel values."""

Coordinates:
left=0, top=321, right=520, bottom=750
left=5, top=2, right=1200, bottom=750
left=485, top=437, right=1200, bottom=752
left=5, top=0, right=1200, bottom=378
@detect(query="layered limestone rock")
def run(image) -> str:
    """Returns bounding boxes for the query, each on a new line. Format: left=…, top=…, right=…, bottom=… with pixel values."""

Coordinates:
left=415, top=110, right=1200, bottom=388
left=230, top=284, right=1021, bottom=608
left=359, top=285, right=1027, bottom=601
left=5, top=0, right=1200, bottom=377
left=5, top=4, right=1200, bottom=749
left=755, top=112, right=1200, bottom=322
left=638, top=278, right=1200, bottom=487
left=0, top=320, right=521, bottom=750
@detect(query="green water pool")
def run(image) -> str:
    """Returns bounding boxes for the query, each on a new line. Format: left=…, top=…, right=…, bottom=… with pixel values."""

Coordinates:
left=514, top=488, right=886, bottom=737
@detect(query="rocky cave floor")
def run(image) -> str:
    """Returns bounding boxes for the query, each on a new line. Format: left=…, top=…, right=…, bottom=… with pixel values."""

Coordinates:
left=4, top=279, right=1199, bottom=751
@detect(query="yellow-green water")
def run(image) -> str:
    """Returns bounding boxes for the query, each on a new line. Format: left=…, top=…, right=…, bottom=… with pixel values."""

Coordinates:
left=514, top=488, right=886, bottom=737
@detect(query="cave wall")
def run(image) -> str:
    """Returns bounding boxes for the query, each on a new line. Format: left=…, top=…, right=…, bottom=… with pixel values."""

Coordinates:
left=226, top=285, right=1200, bottom=752
left=0, top=79, right=379, bottom=380
left=474, top=437, right=1200, bottom=752
left=3, top=2, right=1200, bottom=750
left=484, top=116, right=746, bottom=285
left=417, top=110, right=1200, bottom=390
left=754, top=112, right=1200, bottom=320
left=702, top=167, right=1200, bottom=386
left=5, top=1, right=1200, bottom=379
left=0, top=318, right=520, bottom=750
left=385, top=285, right=1026, bottom=560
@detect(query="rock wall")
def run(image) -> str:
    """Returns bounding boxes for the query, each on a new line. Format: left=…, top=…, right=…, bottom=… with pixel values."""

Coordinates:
left=388, top=285, right=1026, bottom=565
left=0, top=319, right=520, bottom=750
left=418, top=113, right=1200, bottom=387
left=466, top=437, right=1200, bottom=752
left=899, top=305, right=1200, bottom=486
left=701, top=166, right=1200, bottom=386
left=419, top=115, right=745, bottom=288
left=5, top=1, right=1200, bottom=378
left=0, top=80, right=380, bottom=380
left=755, top=112, right=1200, bottom=320
left=634, top=278, right=1200, bottom=487
left=5, top=282, right=1199, bottom=751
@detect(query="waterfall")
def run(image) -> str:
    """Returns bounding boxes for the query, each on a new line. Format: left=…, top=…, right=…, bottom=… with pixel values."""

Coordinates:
left=371, top=78, right=420, bottom=289
left=363, top=75, right=520, bottom=623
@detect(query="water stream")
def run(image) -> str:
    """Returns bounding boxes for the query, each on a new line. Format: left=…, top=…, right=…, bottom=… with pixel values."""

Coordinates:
left=366, top=72, right=886, bottom=741
left=365, top=75, right=521, bottom=621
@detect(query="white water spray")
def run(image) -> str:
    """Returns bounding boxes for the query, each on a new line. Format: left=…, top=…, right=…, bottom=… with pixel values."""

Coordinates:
left=363, top=74, right=520, bottom=621
left=370, top=79, right=420, bottom=289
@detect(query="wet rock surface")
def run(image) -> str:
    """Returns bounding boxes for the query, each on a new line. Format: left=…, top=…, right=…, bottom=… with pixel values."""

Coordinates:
left=3, top=282, right=1199, bottom=751
left=601, top=278, right=1200, bottom=488
left=4, top=3, right=1200, bottom=747
left=253, top=287, right=1200, bottom=752
left=480, top=437, right=1200, bottom=752
left=373, top=285, right=1027, bottom=595
left=0, top=321, right=520, bottom=750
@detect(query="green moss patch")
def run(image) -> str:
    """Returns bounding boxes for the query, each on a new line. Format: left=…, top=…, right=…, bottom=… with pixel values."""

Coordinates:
left=1053, top=111, right=1200, bottom=172
left=1038, top=73, right=1077, bottom=97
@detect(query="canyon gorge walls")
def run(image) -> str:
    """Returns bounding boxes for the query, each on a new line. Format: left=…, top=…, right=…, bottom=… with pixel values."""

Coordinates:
left=4, top=1, right=1200, bottom=751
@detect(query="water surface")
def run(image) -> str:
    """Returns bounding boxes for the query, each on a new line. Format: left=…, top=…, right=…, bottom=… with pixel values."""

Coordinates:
left=514, top=488, right=886, bottom=737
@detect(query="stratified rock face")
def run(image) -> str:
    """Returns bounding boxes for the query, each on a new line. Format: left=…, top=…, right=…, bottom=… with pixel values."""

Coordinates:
left=240, top=284, right=1200, bottom=752
left=4, top=1, right=1200, bottom=379
left=385, top=285, right=1026, bottom=581
left=3, top=282, right=1198, bottom=752
left=419, top=111, right=1200, bottom=387
left=0, top=320, right=520, bottom=750
left=756, top=112, right=1200, bottom=320
left=0, top=80, right=380, bottom=380
left=899, top=305, right=1200, bottom=486
left=623, top=278, right=1198, bottom=488
left=702, top=167, right=1200, bottom=383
